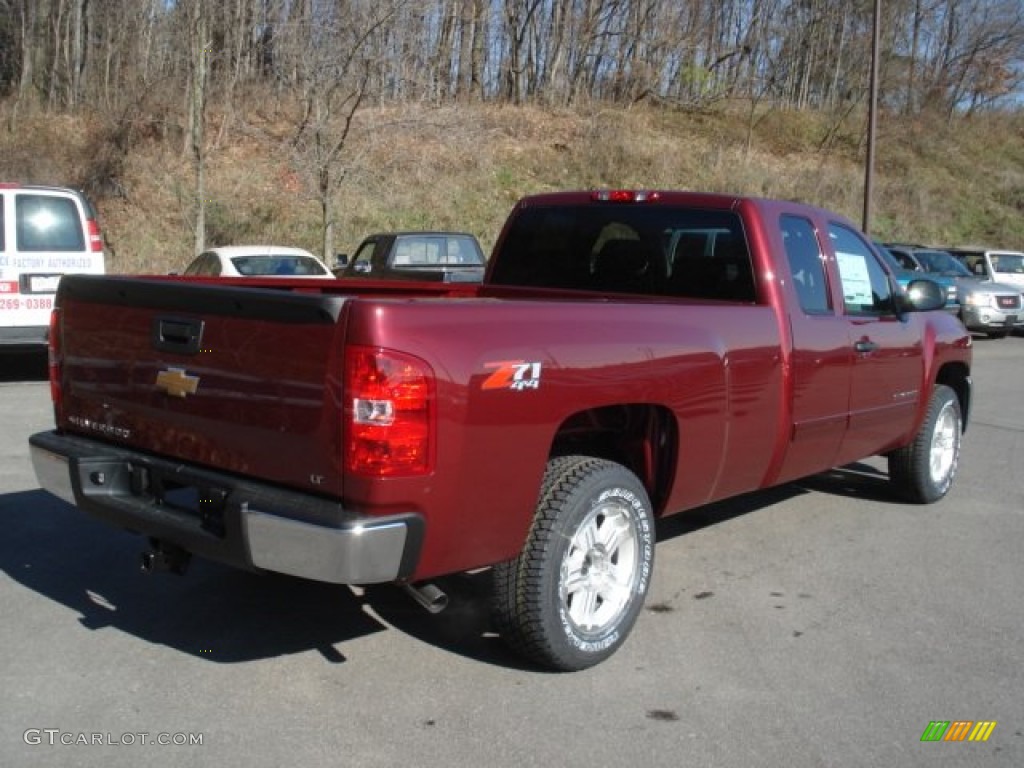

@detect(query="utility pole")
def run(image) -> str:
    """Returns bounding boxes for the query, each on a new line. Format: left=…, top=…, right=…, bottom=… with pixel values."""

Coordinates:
left=863, top=0, right=881, bottom=234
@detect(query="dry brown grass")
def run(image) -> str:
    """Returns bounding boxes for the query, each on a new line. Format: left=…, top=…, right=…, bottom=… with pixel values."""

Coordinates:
left=1, top=98, right=1021, bottom=274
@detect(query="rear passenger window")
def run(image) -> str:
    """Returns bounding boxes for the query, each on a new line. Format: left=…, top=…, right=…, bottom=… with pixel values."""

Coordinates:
left=491, top=205, right=756, bottom=302
left=16, top=195, right=85, bottom=251
left=394, top=237, right=442, bottom=265
left=665, top=227, right=756, bottom=302
left=780, top=215, right=830, bottom=314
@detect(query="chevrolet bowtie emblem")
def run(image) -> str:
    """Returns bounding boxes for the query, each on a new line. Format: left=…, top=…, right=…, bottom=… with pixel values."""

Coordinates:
left=156, top=368, right=200, bottom=398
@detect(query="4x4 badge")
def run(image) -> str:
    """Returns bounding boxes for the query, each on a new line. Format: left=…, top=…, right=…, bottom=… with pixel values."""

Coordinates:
left=156, top=368, right=200, bottom=398
left=482, top=360, right=542, bottom=391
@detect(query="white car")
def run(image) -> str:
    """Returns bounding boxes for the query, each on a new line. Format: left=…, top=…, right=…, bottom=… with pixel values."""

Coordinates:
left=182, top=245, right=335, bottom=279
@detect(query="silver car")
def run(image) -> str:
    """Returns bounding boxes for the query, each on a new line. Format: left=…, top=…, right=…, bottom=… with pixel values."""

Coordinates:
left=888, top=246, right=1023, bottom=339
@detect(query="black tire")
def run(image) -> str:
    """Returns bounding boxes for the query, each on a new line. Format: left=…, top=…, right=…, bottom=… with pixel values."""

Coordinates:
left=491, top=456, right=655, bottom=671
left=888, top=384, right=962, bottom=503
left=986, top=330, right=1008, bottom=339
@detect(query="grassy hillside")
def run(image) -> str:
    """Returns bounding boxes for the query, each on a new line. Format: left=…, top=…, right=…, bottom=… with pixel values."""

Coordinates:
left=2, top=100, right=1022, bottom=274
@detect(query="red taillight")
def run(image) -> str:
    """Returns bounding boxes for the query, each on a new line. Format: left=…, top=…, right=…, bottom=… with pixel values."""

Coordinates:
left=86, top=219, right=103, bottom=252
left=591, top=189, right=660, bottom=203
left=344, top=346, right=434, bottom=476
left=48, top=308, right=63, bottom=419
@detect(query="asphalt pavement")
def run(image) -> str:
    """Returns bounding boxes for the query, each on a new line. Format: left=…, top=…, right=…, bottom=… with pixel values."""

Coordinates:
left=1, top=338, right=1021, bottom=768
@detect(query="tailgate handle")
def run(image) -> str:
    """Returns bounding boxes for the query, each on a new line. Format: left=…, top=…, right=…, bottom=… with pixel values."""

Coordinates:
left=153, top=317, right=204, bottom=355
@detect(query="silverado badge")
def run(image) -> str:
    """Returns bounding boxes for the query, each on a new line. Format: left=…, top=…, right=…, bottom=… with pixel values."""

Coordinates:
left=156, top=367, right=200, bottom=398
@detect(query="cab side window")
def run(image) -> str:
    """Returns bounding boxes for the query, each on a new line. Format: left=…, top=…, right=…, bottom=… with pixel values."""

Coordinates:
left=780, top=215, right=830, bottom=314
left=351, top=240, right=376, bottom=272
left=828, top=223, right=895, bottom=315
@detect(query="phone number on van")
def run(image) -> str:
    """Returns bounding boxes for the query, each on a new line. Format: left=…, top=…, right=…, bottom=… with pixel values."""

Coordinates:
left=0, top=298, right=53, bottom=311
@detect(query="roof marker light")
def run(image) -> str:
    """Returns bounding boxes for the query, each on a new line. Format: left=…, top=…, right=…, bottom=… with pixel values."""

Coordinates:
left=591, top=190, right=660, bottom=203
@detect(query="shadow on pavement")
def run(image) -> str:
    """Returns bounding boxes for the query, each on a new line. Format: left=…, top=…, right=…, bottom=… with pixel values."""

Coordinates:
left=0, top=489, right=386, bottom=664
left=0, top=488, right=528, bottom=669
left=0, top=461, right=902, bottom=670
left=654, top=460, right=898, bottom=543
left=793, top=460, right=900, bottom=503
left=0, top=349, right=48, bottom=382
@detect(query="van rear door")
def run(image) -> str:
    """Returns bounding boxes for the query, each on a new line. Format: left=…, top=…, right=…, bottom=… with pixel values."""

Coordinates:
left=0, top=185, right=105, bottom=346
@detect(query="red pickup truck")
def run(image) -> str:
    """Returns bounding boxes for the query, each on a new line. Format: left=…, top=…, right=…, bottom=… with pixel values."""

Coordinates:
left=29, top=190, right=972, bottom=671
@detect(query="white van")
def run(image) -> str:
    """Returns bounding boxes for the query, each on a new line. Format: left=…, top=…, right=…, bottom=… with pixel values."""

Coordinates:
left=0, top=184, right=106, bottom=347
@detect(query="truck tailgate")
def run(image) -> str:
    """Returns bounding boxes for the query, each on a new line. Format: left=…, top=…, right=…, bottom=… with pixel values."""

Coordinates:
left=53, top=275, right=347, bottom=497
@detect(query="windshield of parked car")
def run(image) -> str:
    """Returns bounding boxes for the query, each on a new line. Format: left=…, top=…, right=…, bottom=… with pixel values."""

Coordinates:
left=992, top=253, right=1024, bottom=274
left=913, top=250, right=973, bottom=277
left=874, top=244, right=906, bottom=273
left=231, top=255, right=330, bottom=276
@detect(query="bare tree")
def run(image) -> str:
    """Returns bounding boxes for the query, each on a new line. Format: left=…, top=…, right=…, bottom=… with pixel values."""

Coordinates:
left=8, top=0, right=40, bottom=124
left=287, top=1, right=397, bottom=263
left=182, top=0, right=210, bottom=255
left=502, top=0, right=543, bottom=104
left=6, top=0, right=1024, bottom=124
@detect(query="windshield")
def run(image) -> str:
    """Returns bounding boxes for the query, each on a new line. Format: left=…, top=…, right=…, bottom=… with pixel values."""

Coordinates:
left=913, top=250, right=972, bottom=277
left=874, top=244, right=904, bottom=273
left=992, top=253, right=1024, bottom=274
left=231, top=255, right=329, bottom=276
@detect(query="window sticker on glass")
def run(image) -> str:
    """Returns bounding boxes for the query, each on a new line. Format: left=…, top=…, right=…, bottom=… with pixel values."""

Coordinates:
left=835, top=250, right=873, bottom=306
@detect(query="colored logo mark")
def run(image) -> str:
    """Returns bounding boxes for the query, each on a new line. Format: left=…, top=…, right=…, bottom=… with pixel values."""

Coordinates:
left=920, top=721, right=997, bottom=742
left=481, top=360, right=543, bottom=391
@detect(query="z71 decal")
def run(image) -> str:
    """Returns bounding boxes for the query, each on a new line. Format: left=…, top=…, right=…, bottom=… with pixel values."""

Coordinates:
left=482, top=360, right=543, bottom=391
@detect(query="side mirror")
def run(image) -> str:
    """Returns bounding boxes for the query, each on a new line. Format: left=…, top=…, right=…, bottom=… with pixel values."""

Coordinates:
left=334, top=253, right=349, bottom=268
left=901, top=278, right=947, bottom=312
left=353, top=261, right=372, bottom=274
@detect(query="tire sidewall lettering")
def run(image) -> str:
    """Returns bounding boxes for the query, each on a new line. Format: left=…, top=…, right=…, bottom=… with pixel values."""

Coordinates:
left=557, top=605, right=621, bottom=653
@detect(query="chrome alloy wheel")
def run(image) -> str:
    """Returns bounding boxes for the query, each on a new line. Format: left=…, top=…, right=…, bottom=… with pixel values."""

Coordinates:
left=559, top=499, right=641, bottom=635
left=929, top=399, right=960, bottom=486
